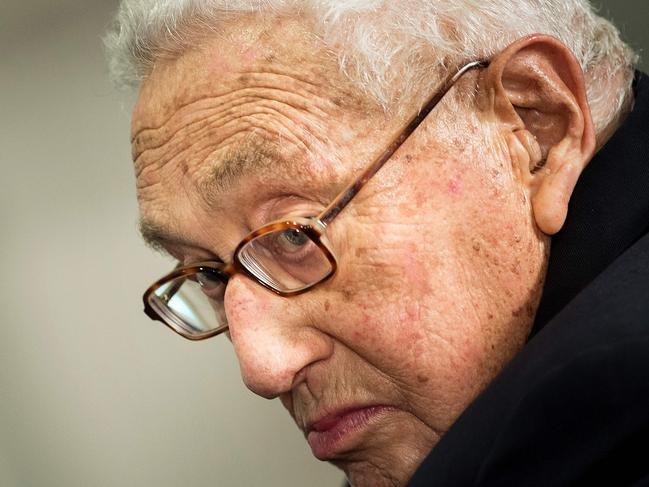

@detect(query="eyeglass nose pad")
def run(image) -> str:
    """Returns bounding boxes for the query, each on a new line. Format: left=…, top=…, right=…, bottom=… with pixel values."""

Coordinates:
left=221, top=262, right=237, bottom=278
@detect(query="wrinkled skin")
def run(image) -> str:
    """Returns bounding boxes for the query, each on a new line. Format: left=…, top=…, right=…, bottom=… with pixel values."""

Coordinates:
left=131, top=14, right=594, bottom=487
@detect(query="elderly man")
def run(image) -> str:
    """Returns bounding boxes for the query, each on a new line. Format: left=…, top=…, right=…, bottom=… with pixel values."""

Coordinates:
left=105, top=1, right=648, bottom=485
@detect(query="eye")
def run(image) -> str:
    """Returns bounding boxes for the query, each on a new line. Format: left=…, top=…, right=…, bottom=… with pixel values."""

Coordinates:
left=195, top=269, right=224, bottom=291
left=277, top=228, right=310, bottom=253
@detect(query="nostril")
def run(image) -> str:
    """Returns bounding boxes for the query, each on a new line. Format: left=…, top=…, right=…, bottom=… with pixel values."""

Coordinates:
left=241, top=367, right=293, bottom=400
left=237, top=341, right=304, bottom=399
left=241, top=376, right=278, bottom=400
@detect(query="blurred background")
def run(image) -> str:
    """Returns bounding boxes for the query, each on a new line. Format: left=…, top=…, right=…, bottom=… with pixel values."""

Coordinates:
left=1, top=1, right=647, bottom=486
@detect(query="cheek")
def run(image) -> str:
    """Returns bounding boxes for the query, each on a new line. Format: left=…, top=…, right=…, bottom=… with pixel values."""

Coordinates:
left=320, top=231, right=444, bottom=365
left=310, top=138, right=536, bottom=417
left=315, top=209, right=512, bottom=412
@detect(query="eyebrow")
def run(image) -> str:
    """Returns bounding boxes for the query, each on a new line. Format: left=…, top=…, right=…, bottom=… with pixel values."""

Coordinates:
left=202, top=136, right=294, bottom=199
left=139, top=219, right=194, bottom=255
left=138, top=138, right=303, bottom=253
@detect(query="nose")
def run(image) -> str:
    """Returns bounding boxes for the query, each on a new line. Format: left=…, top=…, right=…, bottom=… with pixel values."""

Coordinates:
left=224, top=275, right=333, bottom=399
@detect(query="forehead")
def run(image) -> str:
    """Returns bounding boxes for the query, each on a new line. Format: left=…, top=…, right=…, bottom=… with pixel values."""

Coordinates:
left=130, top=14, right=390, bottom=251
left=131, top=14, right=365, bottom=143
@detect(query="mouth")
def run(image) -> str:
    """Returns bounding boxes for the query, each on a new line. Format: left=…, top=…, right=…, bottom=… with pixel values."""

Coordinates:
left=305, top=405, right=394, bottom=460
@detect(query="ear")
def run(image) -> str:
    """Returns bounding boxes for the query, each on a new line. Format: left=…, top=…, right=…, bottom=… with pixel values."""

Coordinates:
left=481, top=35, right=596, bottom=235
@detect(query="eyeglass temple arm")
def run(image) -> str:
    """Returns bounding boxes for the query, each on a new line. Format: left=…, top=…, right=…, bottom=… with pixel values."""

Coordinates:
left=316, top=60, right=489, bottom=227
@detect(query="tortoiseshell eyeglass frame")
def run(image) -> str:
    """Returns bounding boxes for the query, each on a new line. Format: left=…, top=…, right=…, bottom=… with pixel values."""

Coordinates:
left=142, top=59, right=489, bottom=340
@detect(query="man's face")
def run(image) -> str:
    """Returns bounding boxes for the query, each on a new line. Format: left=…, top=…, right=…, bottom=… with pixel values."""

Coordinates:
left=132, top=16, right=548, bottom=487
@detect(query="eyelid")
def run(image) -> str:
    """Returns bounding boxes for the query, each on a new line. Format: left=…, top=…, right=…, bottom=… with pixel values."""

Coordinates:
left=174, top=247, right=224, bottom=267
left=253, top=196, right=323, bottom=228
left=183, top=252, right=225, bottom=266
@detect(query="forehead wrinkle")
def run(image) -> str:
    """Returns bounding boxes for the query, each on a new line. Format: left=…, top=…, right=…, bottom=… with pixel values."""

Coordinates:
left=134, top=101, right=321, bottom=190
left=133, top=89, right=334, bottom=182
left=132, top=90, right=299, bottom=162
left=132, top=81, right=326, bottom=143
left=131, top=66, right=342, bottom=157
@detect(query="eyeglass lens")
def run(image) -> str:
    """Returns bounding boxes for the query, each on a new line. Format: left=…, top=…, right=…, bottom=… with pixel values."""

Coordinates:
left=148, top=270, right=228, bottom=337
left=238, top=227, right=333, bottom=293
left=149, top=228, right=332, bottom=337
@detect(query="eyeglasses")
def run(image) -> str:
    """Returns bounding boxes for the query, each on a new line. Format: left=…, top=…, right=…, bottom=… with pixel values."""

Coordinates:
left=142, top=60, right=488, bottom=340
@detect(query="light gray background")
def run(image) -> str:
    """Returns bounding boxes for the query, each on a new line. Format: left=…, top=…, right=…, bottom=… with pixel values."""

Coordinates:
left=1, top=2, right=647, bottom=487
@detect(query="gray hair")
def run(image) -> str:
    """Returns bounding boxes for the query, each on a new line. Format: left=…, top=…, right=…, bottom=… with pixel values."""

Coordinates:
left=104, top=0, right=638, bottom=137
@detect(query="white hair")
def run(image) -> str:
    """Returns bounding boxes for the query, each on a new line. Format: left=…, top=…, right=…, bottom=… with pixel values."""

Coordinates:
left=104, top=0, right=638, bottom=137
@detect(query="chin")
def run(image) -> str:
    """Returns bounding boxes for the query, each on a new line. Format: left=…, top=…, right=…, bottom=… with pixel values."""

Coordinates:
left=330, top=427, right=440, bottom=487
left=336, top=450, right=428, bottom=487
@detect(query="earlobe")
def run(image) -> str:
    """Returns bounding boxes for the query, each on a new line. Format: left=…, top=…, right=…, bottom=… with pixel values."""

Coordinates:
left=532, top=141, right=587, bottom=234
left=484, top=35, right=597, bottom=235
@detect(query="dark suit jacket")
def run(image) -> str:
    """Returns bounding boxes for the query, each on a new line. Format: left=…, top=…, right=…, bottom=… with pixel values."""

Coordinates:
left=406, top=72, right=649, bottom=486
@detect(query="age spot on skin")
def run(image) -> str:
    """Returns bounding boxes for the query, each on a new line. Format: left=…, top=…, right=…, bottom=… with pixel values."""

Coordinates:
left=340, top=288, right=354, bottom=302
left=448, top=177, right=462, bottom=195
left=324, top=300, right=331, bottom=312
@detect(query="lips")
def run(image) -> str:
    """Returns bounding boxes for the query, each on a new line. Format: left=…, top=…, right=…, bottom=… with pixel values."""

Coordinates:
left=305, top=405, right=393, bottom=459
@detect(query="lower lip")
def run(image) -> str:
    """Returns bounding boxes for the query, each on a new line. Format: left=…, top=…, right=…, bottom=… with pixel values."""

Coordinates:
left=306, top=406, right=392, bottom=459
